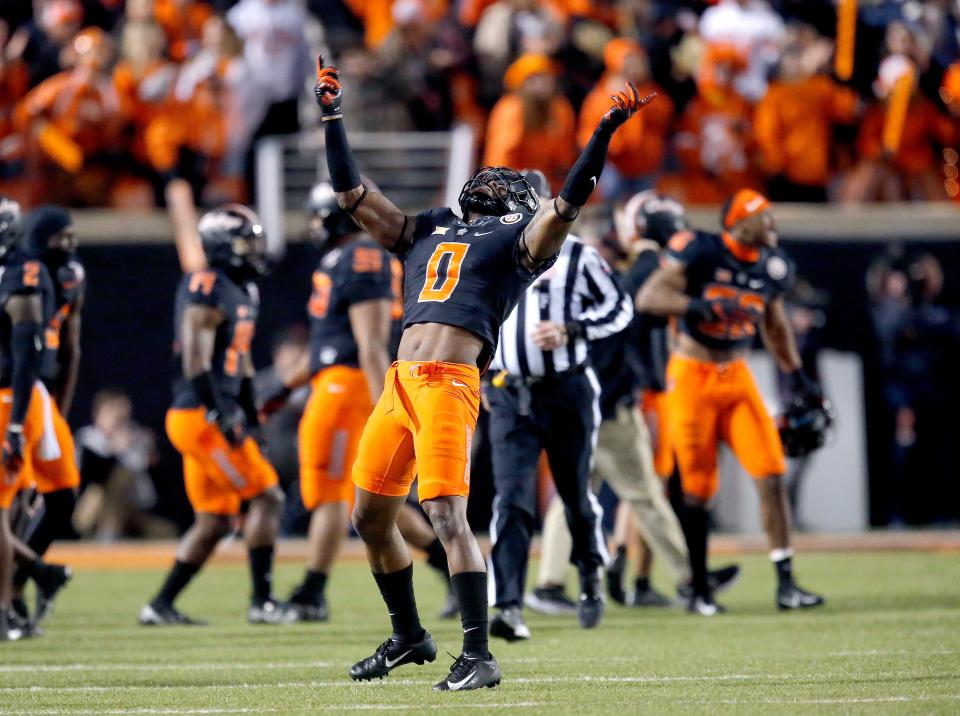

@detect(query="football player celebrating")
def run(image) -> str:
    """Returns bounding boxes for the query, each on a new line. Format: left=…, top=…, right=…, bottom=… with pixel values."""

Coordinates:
left=315, top=55, right=653, bottom=690
left=11, top=206, right=81, bottom=626
left=637, top=189, right=825, bottom=614
left=0, top=196, right=55, bottom=640
left=139, top=205, right=288, bottom=626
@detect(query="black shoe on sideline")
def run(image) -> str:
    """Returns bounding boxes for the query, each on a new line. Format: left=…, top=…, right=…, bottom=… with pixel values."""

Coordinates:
left=349, top=631, right=437, bottom=681
left=138, top=601, right=208, bottom=626
left=490, top=606, right=530, bottom=642
left=578, top=573, right=605, bottom=629
left=438, top=589, right=459, bottom=620
left=34, top=563, right=72, bottom=625
left=524, top=586, right=577, bottom=616
left=777, top=583, right=825, bottom=610
left=606, top=547, right=627, bottom=605
left=433, top=652, right=501, bottom=692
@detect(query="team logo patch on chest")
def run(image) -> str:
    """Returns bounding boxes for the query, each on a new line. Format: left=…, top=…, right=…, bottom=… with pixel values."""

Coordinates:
left=432, top=226, right=450, bottom=236
left=500, top=213, right=522, bottom=225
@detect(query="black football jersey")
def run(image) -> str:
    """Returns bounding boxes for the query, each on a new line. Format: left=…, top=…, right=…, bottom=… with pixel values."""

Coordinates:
left=40, top=258, right=85, bottom=385
left=308, top=239, right=394, bottom=374
left=399, top=207, right=553, bottom=367
left=0, top=253, right=55, bottom=388
left=171, top=268, right=259, bottom=409
left=666, top=230, right=794, bottom=351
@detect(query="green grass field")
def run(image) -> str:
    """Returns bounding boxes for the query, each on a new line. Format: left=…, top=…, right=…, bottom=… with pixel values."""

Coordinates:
left=2, top=550, right=959, bottom=715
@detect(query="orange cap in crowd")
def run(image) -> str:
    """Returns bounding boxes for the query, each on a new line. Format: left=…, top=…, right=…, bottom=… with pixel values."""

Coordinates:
left=722, top=188, right=770, bottom=229
left=603, top=37, right=643, bottom=75
left=504, top=53, right=556, bottom=92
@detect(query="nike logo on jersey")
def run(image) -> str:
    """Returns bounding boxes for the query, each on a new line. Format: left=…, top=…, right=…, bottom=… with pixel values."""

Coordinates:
left=384, top=650, right=411, bottom=668
left=589, top=176, right=597, bottom=189
left=432, top=226, right=450, bottom=235
left=474, top=231, right=493, bottom=236
left=448, top=670, right=478, bottom=691
left=451, top=379, right=469, bottom=388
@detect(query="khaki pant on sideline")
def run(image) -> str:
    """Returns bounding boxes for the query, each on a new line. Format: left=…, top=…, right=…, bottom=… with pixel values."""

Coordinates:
left=537, top=404, right=691, bottom=588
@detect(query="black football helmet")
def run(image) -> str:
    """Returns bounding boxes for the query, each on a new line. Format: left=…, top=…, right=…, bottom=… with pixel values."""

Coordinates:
left=21, top=205, right=75, bottom=269
left=0, top=196, right=23, bottom=261
left=623, top=191, right=688, bottom=246
left=520, top=168, right=551, bottom=202
left=459, top=166, right=540, bottom=218
left=198, top=204, right=268, bottom=279
left=776, top=396, right=835, bottom=458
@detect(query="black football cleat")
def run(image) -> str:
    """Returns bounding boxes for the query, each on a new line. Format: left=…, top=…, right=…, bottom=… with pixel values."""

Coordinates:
left=1, top=608, right=25, bottom=641
left=687, top=593, right=725, bottom=616
left=248, top=597, right=295, bottom=625
left=524, top=586, right=577, bottom=616
left=489, top=606, right=530, bottom=642
left=33, top=563, right=71, bottom=624
left=438, top=589, right=459, bottom=620
left=678, top=564, right=742, bottom=600
left=349, top=631, right=437, bottom=681
left=138, top=601, right=208, bottom=626
left=606, top=547, right=627, bottom=605
left=433, top=652, right=501, bottom=692
left=777, top=583, right=825, bottom=610
left=287, top=585, right=329, bottom=623
left=628, top=584, right=672, bottom=608
left=578, top=574, right=605, bottom=629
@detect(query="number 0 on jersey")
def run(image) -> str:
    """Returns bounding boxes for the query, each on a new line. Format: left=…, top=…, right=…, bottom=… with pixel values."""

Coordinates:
left=418, top=242, right=470, bottom=303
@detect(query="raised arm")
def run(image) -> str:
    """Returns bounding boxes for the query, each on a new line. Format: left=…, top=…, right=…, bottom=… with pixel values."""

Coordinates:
left=315, top=56, right=415, bottom=253
left=520, top=85, right=657, bottom=269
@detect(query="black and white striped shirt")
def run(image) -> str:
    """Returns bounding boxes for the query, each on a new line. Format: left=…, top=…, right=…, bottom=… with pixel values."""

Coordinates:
left=491, top=238, right=633, bottom=377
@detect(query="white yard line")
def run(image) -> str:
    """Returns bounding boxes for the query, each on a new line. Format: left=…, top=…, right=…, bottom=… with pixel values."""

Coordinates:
left=0, top=704, right=546, bottom=715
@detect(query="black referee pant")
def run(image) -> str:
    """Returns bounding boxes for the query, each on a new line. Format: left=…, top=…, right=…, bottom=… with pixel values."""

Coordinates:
left=488, top=369, right=607, bottom=609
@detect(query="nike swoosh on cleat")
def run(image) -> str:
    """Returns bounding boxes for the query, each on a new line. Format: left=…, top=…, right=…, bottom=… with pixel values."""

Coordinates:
left=448, top=670, right=477, bottom=691
left=384, top=650, right=412, bottom=668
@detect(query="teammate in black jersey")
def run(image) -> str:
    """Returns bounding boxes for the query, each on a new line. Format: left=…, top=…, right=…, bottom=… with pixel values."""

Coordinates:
left=0, top=196, right=56, bottom=640
left=139, top=205, right=288, bottom=626
left=315, top=55, right=654, bottom=690
left=638, top=189, right=825, bottom=613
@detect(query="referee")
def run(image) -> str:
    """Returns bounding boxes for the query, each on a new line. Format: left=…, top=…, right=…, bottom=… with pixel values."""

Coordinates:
left=486, top=171, right=632, bottom=641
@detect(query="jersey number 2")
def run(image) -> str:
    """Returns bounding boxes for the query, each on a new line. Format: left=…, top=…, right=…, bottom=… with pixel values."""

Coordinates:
left=418, top=243, right=470, bottom=303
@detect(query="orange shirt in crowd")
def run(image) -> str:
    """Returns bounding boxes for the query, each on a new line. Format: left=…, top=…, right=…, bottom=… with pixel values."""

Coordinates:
left=483, top=93, right=577, bottom=192
left=578, top=76, right=673, bottom=179
left=0, top=59, right=28, bottom=143
left=346, top=0, right=448, bottom=48
left=113, top=60, right=176, bottom=166
left=754, top=75, right=858, bottom=187
left=857, top=97, right=957, bottom=176
left=154, top=0, right=214, bottom=62
left=15, top=69, right=122, bottom=159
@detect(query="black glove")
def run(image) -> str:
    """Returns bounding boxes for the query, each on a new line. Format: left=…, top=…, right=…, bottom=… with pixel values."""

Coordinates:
left=211, top=406, right=246, bottom=448
left=598, top=82, right=657, bottom=134
left=686, top=297, right=742, bottom=324
left=788, top=369, right=823, bottom=401
left=2, top=424, right=24, bottom=478
left=315, top=55, right=343, bottom=120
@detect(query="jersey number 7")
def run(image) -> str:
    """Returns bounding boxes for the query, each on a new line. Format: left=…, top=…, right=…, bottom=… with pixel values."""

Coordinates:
left=418, top=242, right=470, bottom=303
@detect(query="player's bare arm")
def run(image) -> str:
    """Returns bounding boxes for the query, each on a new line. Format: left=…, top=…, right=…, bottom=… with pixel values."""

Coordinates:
left=3, top=292, right=43, bottom=473
left=520, top=85, right=657, bottom=268
left=55, top=291, right=82, bottom=415
left=635, top=261, right=690, bottom=316
left=315, top=57, right=415, bottom=253
left=348, top=298, right=392, bottom=404
left=760, top=296, right=802, bottom=373
left=180, top=304, right=222, bottom=379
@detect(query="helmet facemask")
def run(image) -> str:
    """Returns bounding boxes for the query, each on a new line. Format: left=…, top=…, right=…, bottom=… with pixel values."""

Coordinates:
left=458, top=166, right=540, bottom=219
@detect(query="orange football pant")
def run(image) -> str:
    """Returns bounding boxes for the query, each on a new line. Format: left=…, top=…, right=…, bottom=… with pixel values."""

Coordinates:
left=166, top=407, right=278, bottom=515
left=352, top=361, right=480, bottom=502
left=641, top=388, right=674, bottom=479
left=665, top=354, right=786, bottom=501
left=0, top=385, right=46, bottom=509
left=298, top=365, right=371, bottom=511
left=29, top=385, right=80, bottom=493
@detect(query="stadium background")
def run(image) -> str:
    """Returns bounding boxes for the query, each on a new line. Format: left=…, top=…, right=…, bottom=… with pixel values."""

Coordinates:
left=3, top=0, right=960, bottom=535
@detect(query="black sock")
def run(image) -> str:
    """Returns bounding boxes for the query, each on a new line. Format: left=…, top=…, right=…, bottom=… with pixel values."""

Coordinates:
left=155, top=560, right=200, bottom=606
left=635, top=576, right=650, bottom=592
left=682, top=504, right=710, bottom=596
left=302, top=569, right=327, bottom=597
left=450, top=571, right=489, bottom=660
left=425, top=538, right=450, bottom=579
left=373, top=563, right=424, bottom=642
left=248, top=545, right=274, bottom=603
left=774, top=556, right=793, bottom=587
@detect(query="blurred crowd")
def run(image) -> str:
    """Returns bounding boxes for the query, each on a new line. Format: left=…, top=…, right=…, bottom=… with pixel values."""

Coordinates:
left=2, top=0, right=960, bottom=209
